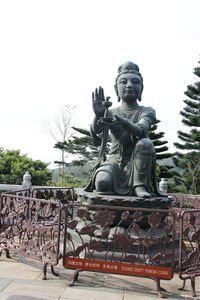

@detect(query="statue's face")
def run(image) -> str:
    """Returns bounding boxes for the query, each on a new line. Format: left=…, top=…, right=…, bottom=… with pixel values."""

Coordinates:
left=117, top=73, right=142, bottom=102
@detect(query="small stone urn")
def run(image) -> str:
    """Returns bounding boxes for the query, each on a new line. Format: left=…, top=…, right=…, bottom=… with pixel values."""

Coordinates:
left=22, top=171, right=32, bottom=189
left=159, top=178, right=168, bottom=194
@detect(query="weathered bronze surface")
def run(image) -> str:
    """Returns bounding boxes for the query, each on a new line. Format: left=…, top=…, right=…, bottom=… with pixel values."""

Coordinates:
left=85, top=62, right=165, bottom=200
left=86, top=62, right=163, bottom=198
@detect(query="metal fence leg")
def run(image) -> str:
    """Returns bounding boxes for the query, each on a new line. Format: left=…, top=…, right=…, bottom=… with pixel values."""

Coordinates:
left=153, top=278, right=167, bottom=298
left=178, top=279, right=186, bottom=291
left=51, top=265, right=59, bottom=277
left=43, top=262, right=47, bottom=280
left=68, top=269, right=82, bottom=286
left=191, top=276, right=197, bottom=297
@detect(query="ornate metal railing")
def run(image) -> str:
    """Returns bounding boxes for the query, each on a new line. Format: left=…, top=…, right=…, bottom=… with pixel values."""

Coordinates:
left=177, top=209, right=200, bottom=297
left=1, top=187, right=76, bottom=204
left=0, top=193, right=62, bottom=279
left=31, top=187, right=76, bottom=204
left=1, top=189, right=200, bottom=297
left=2, top=188, right=31, bottom=197
left=31, top=187, right=76, bottom=221
left=63, top=203, right=176, bottom=298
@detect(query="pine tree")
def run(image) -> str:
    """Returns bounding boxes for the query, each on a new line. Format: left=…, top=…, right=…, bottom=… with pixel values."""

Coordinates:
left=174, top=60, right=200, bottom=194
left=53, top=127, right=99, bottom=185
left=174, top=61, right=200, bottom=150
left=149, top=120, right=177, bottom=179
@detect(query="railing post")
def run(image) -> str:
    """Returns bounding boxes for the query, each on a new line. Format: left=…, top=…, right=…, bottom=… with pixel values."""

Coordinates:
left=22, top=171, right=32, bottom=189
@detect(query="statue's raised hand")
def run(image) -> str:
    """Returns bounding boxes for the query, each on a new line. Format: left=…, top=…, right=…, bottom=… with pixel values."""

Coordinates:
left=92, top=86, right=106, bottom=118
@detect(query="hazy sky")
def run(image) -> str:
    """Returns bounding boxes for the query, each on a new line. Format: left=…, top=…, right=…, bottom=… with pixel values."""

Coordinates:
left=0, top=0, right=200, bottom=168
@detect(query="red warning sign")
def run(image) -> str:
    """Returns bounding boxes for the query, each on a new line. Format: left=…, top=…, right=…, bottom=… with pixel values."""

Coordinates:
left=64, top=257, right=173, bottom=279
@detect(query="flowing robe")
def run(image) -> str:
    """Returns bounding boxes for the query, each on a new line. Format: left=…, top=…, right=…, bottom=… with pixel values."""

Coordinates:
left=85, top=104, right=156, bottom=195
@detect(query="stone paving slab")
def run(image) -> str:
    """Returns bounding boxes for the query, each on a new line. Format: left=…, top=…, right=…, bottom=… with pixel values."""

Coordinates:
left=0, top=296, right=58, bottom=300
left=0, top=279, right=13, bottom=293
left=61, top=286, right=123, bottom=300
left=0, top=278, right=65, bottom=299
left=0, top=256, right=43, bottom=278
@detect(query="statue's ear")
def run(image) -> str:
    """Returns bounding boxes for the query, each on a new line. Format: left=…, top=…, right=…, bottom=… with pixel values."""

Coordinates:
left=138, top=84, right=143, bottom=101
left=114, top=83, right=121, bottom=102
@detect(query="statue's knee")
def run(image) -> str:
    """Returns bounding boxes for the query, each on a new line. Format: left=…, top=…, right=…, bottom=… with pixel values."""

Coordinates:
left=95, top=171, right=113, bottom=192
left=135, top=138, right=155, bottom=154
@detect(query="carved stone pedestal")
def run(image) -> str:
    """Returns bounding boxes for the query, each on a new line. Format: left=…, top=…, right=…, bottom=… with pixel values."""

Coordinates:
left=76, top=189, right=172, bottom=228
left=77, top=189, right=172, bottom=208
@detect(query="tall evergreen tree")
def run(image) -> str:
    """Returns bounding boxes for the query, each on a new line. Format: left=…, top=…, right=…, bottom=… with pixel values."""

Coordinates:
left=149, top=120, right=181, bottom=193
left=174, top=60, right=200, bottom=194
left=149, top=120, right=174, bottom=179
left=54, top=127, right=99, bottom=167
left=174, top=61, right=200, bottom=150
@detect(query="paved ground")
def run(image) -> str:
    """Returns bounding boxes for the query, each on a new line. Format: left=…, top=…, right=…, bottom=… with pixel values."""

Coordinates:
left=0, top=254, right=200, bottom=300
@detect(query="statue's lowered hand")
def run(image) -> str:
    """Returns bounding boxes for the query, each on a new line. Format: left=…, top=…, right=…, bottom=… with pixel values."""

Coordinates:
left=114, top=115, right=142, bottom=137
left=114, top=115, right=130, bottom=128
left=97, top=118, right=119, bottom=127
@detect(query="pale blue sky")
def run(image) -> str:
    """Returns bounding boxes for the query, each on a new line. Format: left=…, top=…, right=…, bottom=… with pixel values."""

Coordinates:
left=0, top=0, right=199, bottom=168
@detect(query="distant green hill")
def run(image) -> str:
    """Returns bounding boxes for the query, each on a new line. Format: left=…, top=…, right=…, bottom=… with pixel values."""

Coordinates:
left=157, top=157, right=183, bottom=174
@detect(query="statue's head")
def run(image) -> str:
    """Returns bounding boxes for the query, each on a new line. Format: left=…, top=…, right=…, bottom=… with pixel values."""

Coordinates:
left=114, top=61, right=143, bottom=102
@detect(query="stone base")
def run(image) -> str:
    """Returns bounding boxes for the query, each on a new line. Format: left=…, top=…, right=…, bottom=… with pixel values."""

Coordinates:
left=76, top=189, right=172, bottom=228
left=77, top=189, right=172, bottom=209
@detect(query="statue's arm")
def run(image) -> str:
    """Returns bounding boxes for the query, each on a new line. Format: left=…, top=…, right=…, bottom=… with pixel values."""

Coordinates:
left=137, top=107, right=156, bottom=136
left=114, top=115, right=143, bottom=138
left=115, top=107, right=156, bottom=138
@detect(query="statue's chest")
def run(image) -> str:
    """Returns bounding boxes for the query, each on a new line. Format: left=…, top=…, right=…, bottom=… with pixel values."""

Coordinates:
left=114, top=107, right=141, bottom=123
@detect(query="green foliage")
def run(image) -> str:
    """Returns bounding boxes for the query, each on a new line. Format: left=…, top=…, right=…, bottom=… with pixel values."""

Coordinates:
left=174, top=60, right=200, bottom=151
left=149, top=120, right=176, bottom=180
left=51, top=164, right=92, bottom=188
left=174, top=60, right=200, bottom=194
left=181, top=201, right=194, bottom=209
left=167, top=176, right=186, bottom=193
left=54, top=127, right=99, bottom=167
left=0, top=149, right=52, bottom=185
left=53, top=126, right=105, bottom=185
left=173, top=199, right=194, bottom=209
left=173, top=151, right=200, bottom=194
left=51, top=176, right=88, bottom=188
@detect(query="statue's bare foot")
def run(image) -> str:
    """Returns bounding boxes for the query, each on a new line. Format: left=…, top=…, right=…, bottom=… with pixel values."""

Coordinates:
left=134, top=186, right=151, bottom=198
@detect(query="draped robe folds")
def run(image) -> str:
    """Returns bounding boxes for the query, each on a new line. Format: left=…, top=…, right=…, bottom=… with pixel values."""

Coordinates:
left=85, top=103, right=157, bottom=195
